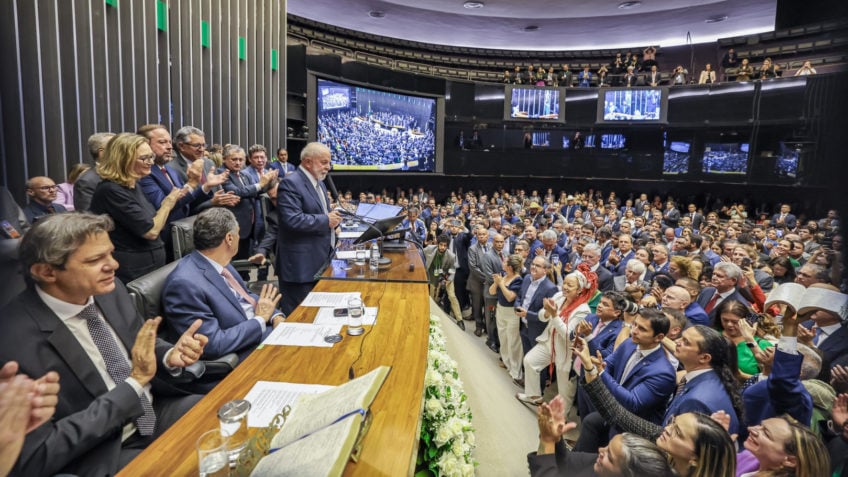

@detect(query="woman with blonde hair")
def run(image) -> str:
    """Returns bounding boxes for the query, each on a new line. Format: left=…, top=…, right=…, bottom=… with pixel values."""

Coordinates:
left=670, top=255, right=698, bottom=280
left=517, top=263, right=597, bottom=416
left=90, top=133, right=183, bottom=282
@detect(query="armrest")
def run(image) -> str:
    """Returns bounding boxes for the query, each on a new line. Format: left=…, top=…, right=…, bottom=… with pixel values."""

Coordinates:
left=178, top=353, right=239, bottom=381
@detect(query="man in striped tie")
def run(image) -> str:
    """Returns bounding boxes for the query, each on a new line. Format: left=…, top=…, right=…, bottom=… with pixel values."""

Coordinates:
left=0, top=213, right=209, bottom=476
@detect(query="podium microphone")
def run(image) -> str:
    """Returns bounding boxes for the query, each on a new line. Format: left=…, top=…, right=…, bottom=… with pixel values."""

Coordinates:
left=324, top=172, right=340, bottom=204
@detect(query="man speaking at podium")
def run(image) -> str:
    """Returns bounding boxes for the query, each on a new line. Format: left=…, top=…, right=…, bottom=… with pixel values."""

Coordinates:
left=276, top=142, right=341, bottom=315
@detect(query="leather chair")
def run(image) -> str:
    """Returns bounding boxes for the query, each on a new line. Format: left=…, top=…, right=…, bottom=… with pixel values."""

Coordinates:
left=125, top=259, right=238, bottom=385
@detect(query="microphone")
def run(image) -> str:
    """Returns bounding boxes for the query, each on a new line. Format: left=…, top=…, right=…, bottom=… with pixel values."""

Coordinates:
left=324, top=173, right=340, bottom=204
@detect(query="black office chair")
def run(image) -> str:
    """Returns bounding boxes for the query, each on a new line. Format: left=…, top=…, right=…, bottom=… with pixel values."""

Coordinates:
left=125, top=259, right=239, bottom=387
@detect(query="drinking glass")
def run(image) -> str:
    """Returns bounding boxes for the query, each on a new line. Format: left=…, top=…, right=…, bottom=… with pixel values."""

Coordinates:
left=197, top=429, right=229, bottom=477
left=347, top=297, right=365, bottom=336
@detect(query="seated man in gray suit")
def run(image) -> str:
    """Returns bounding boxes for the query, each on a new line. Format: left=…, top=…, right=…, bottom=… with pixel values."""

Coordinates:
left=0, top=213, right=208, bottom=476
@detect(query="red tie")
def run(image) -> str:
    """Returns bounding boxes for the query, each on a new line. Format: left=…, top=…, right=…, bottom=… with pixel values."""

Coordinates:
left=160, top=166, right=175, bottom=188
left=704, top=292, right=720, bottom=313
left=221, top=268, right=257, bottom=308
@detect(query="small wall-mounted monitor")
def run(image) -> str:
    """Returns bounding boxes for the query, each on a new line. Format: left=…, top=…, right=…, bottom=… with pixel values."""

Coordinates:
left=663, top=141, right=690, bottom=175
left=532, top=132, right=550, bottom=147
left=597, top=87, right=667, bottom=123
left=775, top=142, right=800, bottom=178
left=600, top=134, right=626, bottom=149
left=504, top=85, right=563, bottom=121
left=701, top=143, right=749, bottom=175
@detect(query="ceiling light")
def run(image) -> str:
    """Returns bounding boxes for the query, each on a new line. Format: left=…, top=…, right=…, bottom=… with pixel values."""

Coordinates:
left=368, top=10, right=386, bottom=18
left=524, top=25, right=539, bottom=32
left=463, top=1, right=485, bottom=9
left=618, top=1, right=642, bottom=9
left=705, top=15, right=728, bottom=23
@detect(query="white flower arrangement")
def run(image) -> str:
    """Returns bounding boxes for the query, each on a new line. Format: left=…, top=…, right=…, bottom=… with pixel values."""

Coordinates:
left=416, top=315, right=476, bottom=476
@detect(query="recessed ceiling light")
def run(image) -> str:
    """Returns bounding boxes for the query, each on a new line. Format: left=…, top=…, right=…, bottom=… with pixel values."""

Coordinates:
left=524, top=25, right=539, bottom=32
left=705, top=15, right=728, bottom=23
left=463, top=1, right=485, bottom=9
left=368, top=10, right=386, bottom=18
left=618, top=1, right=642, bottom=9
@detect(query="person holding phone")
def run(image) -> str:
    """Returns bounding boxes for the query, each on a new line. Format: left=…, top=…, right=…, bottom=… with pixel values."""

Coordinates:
left=714, top=299, right=774, bottom=377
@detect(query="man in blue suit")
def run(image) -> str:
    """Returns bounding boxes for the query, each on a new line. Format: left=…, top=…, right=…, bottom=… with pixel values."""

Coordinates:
left=696, top=262, right=750, bottom=323
left=516, top=256, right=558, bottom=357
left=575, top=291, right=626, bottom=418
left=276, top=142, right=342, bottom=315
left=574, top=308, right=676, bottom=451
left=269, top=148, right=297, bottom=176
left=220, top=145, right=278, bottom=278
left=770, top=203, right=797, bottom=230
left=163, top=208, right=284, bottom=362
left=137, top=124, right=231, bottom=260
left=662, top=325, right=740, bottom=435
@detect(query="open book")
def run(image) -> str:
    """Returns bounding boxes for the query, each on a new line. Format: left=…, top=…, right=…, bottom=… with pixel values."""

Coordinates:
left=764, top=283, right=844, bottom=315
left=250, top=365, right=391, bottom=477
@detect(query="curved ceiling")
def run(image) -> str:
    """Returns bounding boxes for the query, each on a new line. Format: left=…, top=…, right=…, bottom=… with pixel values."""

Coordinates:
left=287, top=0, right=777, bottom=51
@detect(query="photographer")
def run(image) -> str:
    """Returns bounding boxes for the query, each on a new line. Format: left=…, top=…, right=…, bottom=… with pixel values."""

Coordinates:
left=671, top=65, right=688, bottom=85
left=424, top=234, right=462, bottom=321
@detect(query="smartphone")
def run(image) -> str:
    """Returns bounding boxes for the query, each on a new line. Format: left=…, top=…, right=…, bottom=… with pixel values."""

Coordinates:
left=333, top=308, right=348, bottom=317
left=741, top=257, right=752, bottom=268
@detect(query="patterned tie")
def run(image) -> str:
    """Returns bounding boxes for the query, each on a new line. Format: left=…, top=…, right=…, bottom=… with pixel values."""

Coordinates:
left=79, top=303, right=156, bottom=436
left=674, top=377, right=688, bottom=397
left=160, top=166, right=175, bottom=189
left=220, top=267, right=257, bottom=308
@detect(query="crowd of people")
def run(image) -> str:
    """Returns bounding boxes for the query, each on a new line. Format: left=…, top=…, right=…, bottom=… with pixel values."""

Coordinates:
left=2, top=129, right=847, bottom=475
left=317, top=109, right=436, bottom=170
left=368, top=185, right=846, bottom=476
left=500, top=46, right=819, bottom=88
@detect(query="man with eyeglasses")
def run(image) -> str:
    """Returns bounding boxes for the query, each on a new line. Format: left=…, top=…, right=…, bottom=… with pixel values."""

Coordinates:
left=23, top=177, right=67, bottom=224
left=170, top=126, right=218, bottom=184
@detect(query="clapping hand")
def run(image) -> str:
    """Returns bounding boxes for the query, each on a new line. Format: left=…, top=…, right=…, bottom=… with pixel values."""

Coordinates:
left=738, top=318, right=757, bottom=343
left=129, top=318, right=162, bottom=386
left=575, top=320, right=593, bottom=338
left=537, top=395, right=575, bottom=446
left=168, top=319, right=208, bottom=368
left=0, top=362, right=60, bottom=434
left=210, top=189, right=240, bottom=207
left=831, top=365, right=848, bottom=387
left=832, top=394, right=848, bottom=439
left=204, top=169, right=229, bottom=188
left=710, top=410, right=738, bottom=442
left=542, top=297, right=558, bottom=318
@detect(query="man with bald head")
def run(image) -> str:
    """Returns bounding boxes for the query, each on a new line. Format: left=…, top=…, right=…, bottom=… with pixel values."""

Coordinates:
left=22, top=176, right=67, bottom=224
left=663, top=285, right=709, bottom=326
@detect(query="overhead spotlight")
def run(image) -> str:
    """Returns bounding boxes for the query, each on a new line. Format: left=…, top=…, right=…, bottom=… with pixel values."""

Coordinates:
left=463, top=1, right=485, bottom=9
left=705, top=15, right=729, bottom=23
left=524, top=25, right=539, bottom=32
left=618, top=1, right=642, bottom=9
left=368, top=10, right=386, bottom=18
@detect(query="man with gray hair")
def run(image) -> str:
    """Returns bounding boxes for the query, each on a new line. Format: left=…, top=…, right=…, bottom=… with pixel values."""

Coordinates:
left=0, top=213, right=208, bottom=476
left=170, top=126, right=218, bottom=184
left=163, top=208, right=284, bottom=362
left=73, top=131, right=115, bottom=211
left=582, top=242, right=614, bottom=291
left=696, top=261, right=749, bottom=321
left=276, top=142, right=341, bottom=314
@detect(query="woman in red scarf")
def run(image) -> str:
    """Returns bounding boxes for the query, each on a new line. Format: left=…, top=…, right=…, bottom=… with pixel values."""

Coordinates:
left=517, top=263, right=598, bottom=412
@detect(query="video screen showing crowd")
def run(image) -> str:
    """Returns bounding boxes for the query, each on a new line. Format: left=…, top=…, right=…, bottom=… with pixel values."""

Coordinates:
left=317, top=79, right=436, bottom=172
left=602, top=88, right=662, bottom=121
left=702, top=143, right=750, bottom=174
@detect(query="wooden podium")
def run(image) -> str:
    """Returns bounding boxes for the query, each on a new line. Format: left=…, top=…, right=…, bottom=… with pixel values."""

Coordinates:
left=119, top=246, right=430, bottom=476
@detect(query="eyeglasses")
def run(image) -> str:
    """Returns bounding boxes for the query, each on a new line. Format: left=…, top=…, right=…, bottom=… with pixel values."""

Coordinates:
left=184, top=142, right=206, bottom=150
left=31, top=185, right=58, bottom=191
left=137, top=154, right=155, bottom=164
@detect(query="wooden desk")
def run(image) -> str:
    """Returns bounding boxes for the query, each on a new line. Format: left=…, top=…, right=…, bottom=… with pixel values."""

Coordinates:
left=119, top=279, right=430, bottom=476
left=321, top=244, right=429, bottom=283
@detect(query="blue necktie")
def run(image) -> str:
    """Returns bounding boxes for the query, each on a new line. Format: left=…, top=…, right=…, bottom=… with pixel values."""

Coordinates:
left=80, top=303, right=156, bottom=436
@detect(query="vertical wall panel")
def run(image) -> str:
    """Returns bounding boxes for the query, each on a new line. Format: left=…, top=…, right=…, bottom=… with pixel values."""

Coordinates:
left=1, top=0, right=288, bottom=201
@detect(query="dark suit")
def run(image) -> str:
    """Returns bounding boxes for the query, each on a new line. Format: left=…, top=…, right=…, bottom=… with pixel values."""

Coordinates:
left=743, top=348, right=812, bottom=427
left=163, top=251, right=275, bottom=361
left=684, top=302, right=711, bottom=326
left=221, top=169, right=263, bottom=241
left=140, top=164, right=211, bottom=258
left=276, top=168, right=334, bottom=314
left=575, top=341, right=676, bottom=451
left=686, top=212, right=704, bottom=230
left=696, top=287, right=750, bottom=323
left=269, top=161, right=296, bottom=176
left=594, top=265, right=614, bottom=292
left=576, top=316, right=624, bottom=417
left=22, top=201, right=67, bottom=224
left=72, top=167, right=101, bottom=212
left=0, top=284, right=198, bottom=477
left=815, top=323, right=848, bottom=382
left=770, top=213, right=797, bottom=230
left=516, top=276, right=558, bottom=354
left=450, top=231, right=473, bottom=310
left=664, top=370, right=739, bottom=435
